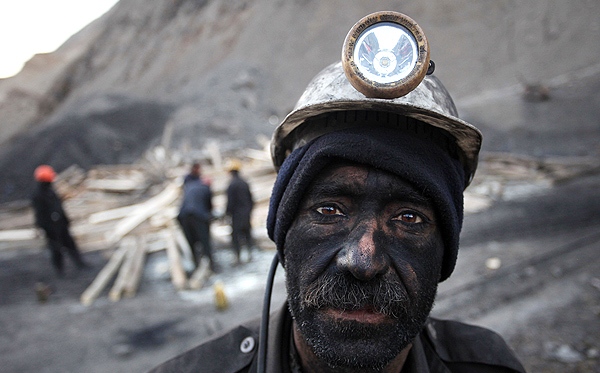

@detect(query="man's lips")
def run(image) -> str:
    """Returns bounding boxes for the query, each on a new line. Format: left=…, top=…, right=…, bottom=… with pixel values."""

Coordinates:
left=323, top=307, right=390, bottom=323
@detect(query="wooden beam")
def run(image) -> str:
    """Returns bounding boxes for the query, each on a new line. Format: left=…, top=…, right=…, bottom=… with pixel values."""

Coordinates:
left=0, top=228, right=37, bottom=241
left=188, top=260, right=211, bottom=290
left=123, top=236, right=148, bottom=298
left=85, top=179, right=146, bottom=192
left=104, top=183, right=180, bottom=245
left=80, top=242, right=129, bottom=306
left=170, top=221, right=194, bottom=265
left=165, top=230, right=188, bottom=290
left=108, top=237, right=137, bottom=302
left=88, top=205, right=139, bottom=224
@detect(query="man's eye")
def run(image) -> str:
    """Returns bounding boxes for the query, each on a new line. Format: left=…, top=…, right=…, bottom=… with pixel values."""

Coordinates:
left=316, top=205, right=343, bottom=216
left=394, top=211, right=423, bottom=224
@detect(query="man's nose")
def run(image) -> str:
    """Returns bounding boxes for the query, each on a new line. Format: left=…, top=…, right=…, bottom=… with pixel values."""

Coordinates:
left=335, top=221, right=388, bottom=281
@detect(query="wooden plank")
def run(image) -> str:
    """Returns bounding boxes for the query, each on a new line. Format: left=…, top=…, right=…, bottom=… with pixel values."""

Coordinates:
left=85, top=179, right=146, bottom=192
left=241, top=148, right=271, bottom=162
left=165, top=230, right=188, bottom=290
left=0, top=228, right=37, bottom=241
left=80, top=243, right=129, bottom=306
left=188, top=260, right=211, bottom=290
left=123, top=236, right=147, bottom=298
left=104, top=183, right=180, bottom=245
left=149, top=208, right=177, bottom=228
left=54, top=164, right=87, bottom=199
left=145, top=231, right=169, bottom=253
left=108, top=237, right=137, bottom=302
left=147, top=239, right=167, bottom=253
left=170, top=222, right=194, bottom=265
left=206, top=140, right=223, bottom=171
left=88, top=205, right=139, bottom=224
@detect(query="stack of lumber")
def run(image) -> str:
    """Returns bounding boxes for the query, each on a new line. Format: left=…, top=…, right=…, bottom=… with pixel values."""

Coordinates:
left=73, top=156, right=276, bottom=306
left=0, top=150, right=279, bottom=305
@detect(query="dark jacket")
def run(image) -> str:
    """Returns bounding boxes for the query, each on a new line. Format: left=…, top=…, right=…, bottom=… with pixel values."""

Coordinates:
left=226, top=173, right=254, bottom=229
left=149, top=303, right=526, bottom=373
left=178, top=180, right=213, bottom=223
left=31, top=182, right=70, bottom=235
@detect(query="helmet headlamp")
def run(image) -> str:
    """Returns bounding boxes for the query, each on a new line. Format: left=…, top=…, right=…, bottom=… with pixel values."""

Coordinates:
left=342, top=12, right=432, bottom=99
left=271, top=11, right=482, bottom=187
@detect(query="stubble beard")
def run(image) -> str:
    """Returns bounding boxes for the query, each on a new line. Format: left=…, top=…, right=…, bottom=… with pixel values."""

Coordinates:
left=286, top=270, right=438, bottom=371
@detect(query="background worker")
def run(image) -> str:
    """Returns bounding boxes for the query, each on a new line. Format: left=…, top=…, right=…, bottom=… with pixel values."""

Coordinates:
left=31, top=165, right=88, bottom=277
left=225, top=159, right=255, bottom=265
left=177, top=171, right=218, bottom=272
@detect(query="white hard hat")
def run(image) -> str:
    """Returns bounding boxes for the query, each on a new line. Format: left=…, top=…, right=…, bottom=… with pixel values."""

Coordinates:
left=271, top=62, right=482, bottom=186
left=270, top=12, right=482, bottom=187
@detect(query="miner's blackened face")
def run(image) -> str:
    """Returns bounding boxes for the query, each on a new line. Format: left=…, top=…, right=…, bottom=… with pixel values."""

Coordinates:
left=284, top=162, right=445, bottom=370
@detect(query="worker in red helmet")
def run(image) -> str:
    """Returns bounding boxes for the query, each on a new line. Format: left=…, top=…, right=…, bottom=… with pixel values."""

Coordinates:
left=31, top=165, right=88, bottom=276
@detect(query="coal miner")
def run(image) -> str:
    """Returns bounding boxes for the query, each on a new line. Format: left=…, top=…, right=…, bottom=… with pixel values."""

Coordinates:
left=150, top=12, right=525, bottom=373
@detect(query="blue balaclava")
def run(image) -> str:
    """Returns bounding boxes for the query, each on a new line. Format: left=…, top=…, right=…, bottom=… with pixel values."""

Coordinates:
left=267, top=124, right=465, bottom=282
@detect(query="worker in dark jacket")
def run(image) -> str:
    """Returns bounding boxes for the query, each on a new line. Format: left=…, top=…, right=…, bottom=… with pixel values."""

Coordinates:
left=177, top=177, right=217, bottom=272
left=225, top=160, right=255, bottom=265
left=31, top=165, right=87, bottom=276
left=150, top=12, right=526, bottom=373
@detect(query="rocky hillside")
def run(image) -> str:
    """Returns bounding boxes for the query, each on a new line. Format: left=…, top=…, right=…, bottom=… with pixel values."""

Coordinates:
left=1, top=0, right=599, bottom=202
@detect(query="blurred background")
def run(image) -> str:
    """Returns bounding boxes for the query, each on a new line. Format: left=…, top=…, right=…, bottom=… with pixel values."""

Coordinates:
left=0, top=1, right=599, bottom=372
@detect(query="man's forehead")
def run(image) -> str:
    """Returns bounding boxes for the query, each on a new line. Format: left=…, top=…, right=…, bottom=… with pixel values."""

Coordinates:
left=321, top=162, right=369, bottom=181
left=313, top=160, right=398, bottom=182
left=309, top=160, right=430, bottom=202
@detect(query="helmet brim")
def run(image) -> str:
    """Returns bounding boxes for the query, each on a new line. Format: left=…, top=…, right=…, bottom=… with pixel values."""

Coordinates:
left=271, top=62, right=482, bottom=186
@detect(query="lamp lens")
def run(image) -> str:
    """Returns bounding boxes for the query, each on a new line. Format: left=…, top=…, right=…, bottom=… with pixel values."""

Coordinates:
left=353, top=22, right=418, bottom=84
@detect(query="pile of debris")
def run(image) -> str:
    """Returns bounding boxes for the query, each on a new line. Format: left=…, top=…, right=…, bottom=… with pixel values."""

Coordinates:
left=0, top=146, right=277, bottom=306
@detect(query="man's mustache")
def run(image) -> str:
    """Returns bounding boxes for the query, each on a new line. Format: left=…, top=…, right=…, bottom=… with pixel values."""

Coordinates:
left=301, top=272, right=409, bottom=319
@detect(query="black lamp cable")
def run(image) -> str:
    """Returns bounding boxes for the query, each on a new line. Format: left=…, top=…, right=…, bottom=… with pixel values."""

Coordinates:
left=257, top=252, right=280, bottom=373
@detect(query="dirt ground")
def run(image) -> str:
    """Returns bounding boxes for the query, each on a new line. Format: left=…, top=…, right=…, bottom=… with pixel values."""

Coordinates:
left=0, top=238, right=288, bottom=373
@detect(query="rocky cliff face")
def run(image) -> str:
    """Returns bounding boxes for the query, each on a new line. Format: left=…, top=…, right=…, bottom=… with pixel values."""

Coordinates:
left=1, top=0, right=599, bottom=202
